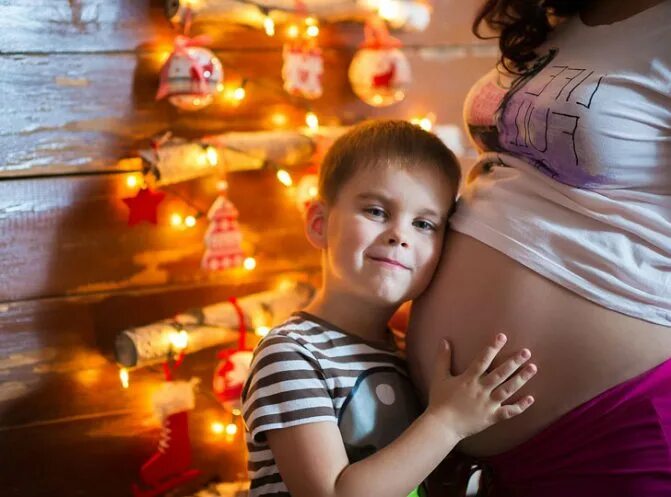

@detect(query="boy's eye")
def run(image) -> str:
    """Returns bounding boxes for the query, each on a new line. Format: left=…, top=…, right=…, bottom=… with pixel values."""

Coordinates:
left=364, top=207, right=387, bottom=219
left=413, top=219, right=436, bottom=231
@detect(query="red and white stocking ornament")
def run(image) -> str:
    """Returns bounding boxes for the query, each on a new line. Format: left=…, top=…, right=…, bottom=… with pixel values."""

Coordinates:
left=133, top=379, right=201, bottom=497
left=201, top=183, right=244, bottom=272
left=213, top=297, right=253, bottom=410
left=156, top=34, right=223, bottom=111
left=348, top=18, right=411, bottom=107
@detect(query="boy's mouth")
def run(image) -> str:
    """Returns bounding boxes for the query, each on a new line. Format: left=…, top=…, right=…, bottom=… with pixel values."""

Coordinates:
left=366, top=255, right=411, bottom=270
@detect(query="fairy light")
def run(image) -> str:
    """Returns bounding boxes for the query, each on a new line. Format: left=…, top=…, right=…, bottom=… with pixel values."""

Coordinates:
left=286, top=24, right=300, bottom=38
left=263, top=16, right=275, bottom=36
left=119, top=368, right=130, bottom=389
left=411, top=113, right=436, bottom=132
left=305, top=16, right=318, bottom=26
left=169, top=330, right=189, bottom=350
left=243, top=256, right=257, bottom=271
left=185, top=215, right=197, bottom=227
left=126, top=175, right=139, bottom=189
left=255, top=326, right=270, bottom=337
left=206, top=145, right=219, bottom=166
left=378, top=0, right=403, bottom=23
left=271, top=112, right=288, bottom=127
left=211, top=421, right=225, bottom=434
left=276, top=169, right=293, bottom=187
left=225, top=423, right=238, bottom=436
left=171, top=213, right=183, bottom=227
left=233, top=86, right=246, bottom=101
left=305, top=111, right=319, bottom=131
left=306, top=24, right=319, bottom=37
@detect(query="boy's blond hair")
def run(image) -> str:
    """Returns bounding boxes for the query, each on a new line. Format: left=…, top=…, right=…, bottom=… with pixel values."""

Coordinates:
left=318, top=120, right=461, bottom=206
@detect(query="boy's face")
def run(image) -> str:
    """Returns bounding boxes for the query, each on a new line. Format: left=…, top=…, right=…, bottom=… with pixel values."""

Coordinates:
left=315, top=164, right=454, bottom=307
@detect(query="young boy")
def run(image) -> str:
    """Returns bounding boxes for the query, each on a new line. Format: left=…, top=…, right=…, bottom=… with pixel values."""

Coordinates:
left=241, top=120, right=537, bottom=497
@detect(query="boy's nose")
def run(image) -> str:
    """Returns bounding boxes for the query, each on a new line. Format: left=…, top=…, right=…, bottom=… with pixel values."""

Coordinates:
left=387, top=235, right=408, bottom=248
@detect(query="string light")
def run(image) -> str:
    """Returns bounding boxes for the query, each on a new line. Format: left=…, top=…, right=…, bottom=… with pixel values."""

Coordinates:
left=169, top=330, right=189, bottom=350
left=243, top=257, right=257, bottom=271
left=306, top=24, right=319, bottom=37
left=211, top=421, right=225, bottom=434
left=171, top=213, right=183, bottom=227
left=225, top=423, right=238, bottom=436
left=126, top=175, right=140, bottom=189
left=205, top=145, right=219, bottom=166
left=410, top=113, right=436, bottom=132
left=378, top=0, right=403, bottom=23
left=276, top=169, right=293, bottom=187
left=185, top=215, right=197, bottom=227
left=119, top=368, right=130, bottom=389
left=263, top=16, right=275, bottom=36
left=305, top=111, right=319, bottom=131
left=286, top=24, right=300, bottom=38
left=232, top=85, right=246, bottom=101
left=255, top=326, right=270, bottom=337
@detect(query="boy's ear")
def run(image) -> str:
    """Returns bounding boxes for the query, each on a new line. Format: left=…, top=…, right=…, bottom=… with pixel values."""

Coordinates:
left=305, top=200, right=327, bottom=250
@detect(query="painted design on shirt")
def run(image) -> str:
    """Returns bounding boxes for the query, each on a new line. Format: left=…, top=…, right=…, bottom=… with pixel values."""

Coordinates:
left=338, top=367, right=427, bottom=497
left=467, top=49, right=610, bottom=188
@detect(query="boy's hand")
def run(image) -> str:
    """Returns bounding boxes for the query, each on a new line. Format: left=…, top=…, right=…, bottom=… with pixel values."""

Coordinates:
left=426, top=333, right=536, bottom=441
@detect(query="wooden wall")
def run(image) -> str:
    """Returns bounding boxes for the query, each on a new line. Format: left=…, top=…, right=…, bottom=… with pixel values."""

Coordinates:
left=0, top=1, right=495, bottom=495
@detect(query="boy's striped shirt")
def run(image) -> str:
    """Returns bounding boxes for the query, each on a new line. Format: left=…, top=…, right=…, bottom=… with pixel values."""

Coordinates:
left=241, top=312, right=419, bottom=497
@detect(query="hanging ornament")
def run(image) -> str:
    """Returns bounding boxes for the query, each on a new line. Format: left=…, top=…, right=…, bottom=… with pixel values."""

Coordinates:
left=282, top=41, right=324, bottom=100
left=156, top=34, right=224, bottom=111
left=348, top=17, right=412, bottom=107
left=122, top=187, right=166, bottom=226
left=132, top=365, right=201, bottom=497
left=212, top=297, right=254, bottom=410
left=201, top=182, right=245, bottom=271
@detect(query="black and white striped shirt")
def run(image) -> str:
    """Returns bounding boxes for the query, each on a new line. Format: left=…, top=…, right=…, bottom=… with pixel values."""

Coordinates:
left=241, top=312, right=422, bottom=497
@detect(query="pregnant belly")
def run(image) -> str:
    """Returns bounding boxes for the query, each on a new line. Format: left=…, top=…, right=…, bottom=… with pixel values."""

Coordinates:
left=406, top=230, right=671, bottom=456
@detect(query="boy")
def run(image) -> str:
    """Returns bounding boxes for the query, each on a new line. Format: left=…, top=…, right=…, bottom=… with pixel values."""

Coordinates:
left=241, top=120, right=536, bottom=497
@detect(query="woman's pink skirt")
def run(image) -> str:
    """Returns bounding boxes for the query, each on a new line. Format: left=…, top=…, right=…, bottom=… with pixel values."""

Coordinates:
left=479, top=357, right=671, bottom=496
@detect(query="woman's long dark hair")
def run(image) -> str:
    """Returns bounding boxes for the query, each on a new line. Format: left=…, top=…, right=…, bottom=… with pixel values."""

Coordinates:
left=473, top=1, right=592, bottom=73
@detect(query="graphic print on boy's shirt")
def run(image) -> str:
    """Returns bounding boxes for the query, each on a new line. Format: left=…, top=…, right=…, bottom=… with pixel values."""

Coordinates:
left=466, top=48, right=611, bottom=189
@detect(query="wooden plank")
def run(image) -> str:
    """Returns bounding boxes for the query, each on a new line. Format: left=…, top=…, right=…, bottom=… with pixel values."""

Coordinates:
left=0, top=0, right=488, bottom=54
left=0, top=48, right=495, bottom=177
left=0, top=168, right=319, bottom=302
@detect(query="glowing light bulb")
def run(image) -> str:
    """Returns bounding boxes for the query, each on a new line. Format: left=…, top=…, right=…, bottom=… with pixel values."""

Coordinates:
left=211, top=421, right=225, bottom=434
left=233, top=86, right=246, bottom=101
left=169, top=330, right=189, bottom=350
left=305, top=111, right=319, bottom=131
left=206, top=146, right=219, bottom=166
left=271, top=112, right=288, bottom=127
left=126, top=175, right=139, bottom=188
left=276, top=169, right=293, bottom=187
left=306, top=25, right=319, bottom=37
left=119, top=368, right=129, bottom=389
left=243, top=257, right=257, bottom=271
left=305, top=16, right=318, bottom=26
left=225, top=423, right=238, bottom=436
left=185, top=215, right=197, bottom=228
left=171, top=213, right=183, bottom=227
left=263, top=16, right=275, bottom=36
left=255, top=326, right=270, bottom=337
left=286, top=24, right=300, bottom=38
left=378, top=0, right=403, bottom=23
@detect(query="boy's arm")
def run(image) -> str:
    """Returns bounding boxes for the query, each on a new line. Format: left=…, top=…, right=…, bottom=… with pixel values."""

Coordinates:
left=267, top=411, right=459, bottom=497
left=266, top=335, right=536, bottom=497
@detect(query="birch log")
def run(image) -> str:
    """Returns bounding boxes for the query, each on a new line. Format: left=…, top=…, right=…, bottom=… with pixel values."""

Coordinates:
left=115, top=281, right=315, bottom=368
left=165, top=0, right=432, bottom=32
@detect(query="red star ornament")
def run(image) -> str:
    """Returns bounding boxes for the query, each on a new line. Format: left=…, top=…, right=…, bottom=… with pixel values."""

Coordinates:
left=122, top=187, right=165, bottom=226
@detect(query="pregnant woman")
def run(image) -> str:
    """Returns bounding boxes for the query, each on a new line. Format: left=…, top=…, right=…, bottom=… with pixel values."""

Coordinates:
left=407, top=0, right=671, bottom=495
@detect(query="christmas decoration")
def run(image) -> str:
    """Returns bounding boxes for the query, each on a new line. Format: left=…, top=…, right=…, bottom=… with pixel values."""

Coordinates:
left=295, top=167, right=319, bottom=213
left=212, top=297, right=253, bottom=408
left=115, top=282, right=315, bottom=368
left=132, top=378, right=202, bottom=497
left=348, top=17, right=411, bottom=107
left=282, top=41, right=324, bottom=99
left=156, top=34, right=224, bottom=111
left=201, top=186, right=245, bottom=272
left=122, top=187, right=166, bottom=226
